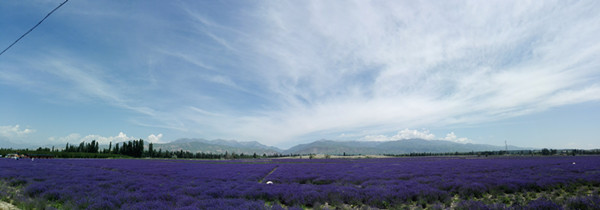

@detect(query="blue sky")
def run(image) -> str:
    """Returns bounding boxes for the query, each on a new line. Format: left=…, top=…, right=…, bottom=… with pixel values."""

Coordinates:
left=1, top=1, right=599, bottom=149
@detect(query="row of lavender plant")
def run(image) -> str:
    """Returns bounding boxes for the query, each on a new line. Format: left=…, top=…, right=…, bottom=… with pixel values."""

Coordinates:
left=265, top=157, right=600, bottom=208
left=0, top=159, right=276, bottom=209
left=1, top=156, right=599, bottom=209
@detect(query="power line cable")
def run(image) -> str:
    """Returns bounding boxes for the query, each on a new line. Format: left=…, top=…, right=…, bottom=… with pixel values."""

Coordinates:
left=0, top=0, right=69, bottom=57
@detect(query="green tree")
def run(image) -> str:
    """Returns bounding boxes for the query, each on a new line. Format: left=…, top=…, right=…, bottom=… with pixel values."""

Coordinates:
left=78, top=142, right=85, bottom=152
left=114, top=143, right=120, bottom=154
left=148, top=142, right=154, bottom=157
left=541, top=148, right=551, bottom=155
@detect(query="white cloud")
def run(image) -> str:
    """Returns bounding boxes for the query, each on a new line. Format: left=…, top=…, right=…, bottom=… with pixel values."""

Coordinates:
left=49, top=132, right=138, bottom=145
left=442, top=132, right=471, bottom=143
left=147, top=133, right=164, bottom=143
left=0, top=125, right=35, bottom=138
left=360, top=129, right=470, bottom=144
left=361, top=129, right=435, bottom=141
left=391, top=129, right=436, bottom=141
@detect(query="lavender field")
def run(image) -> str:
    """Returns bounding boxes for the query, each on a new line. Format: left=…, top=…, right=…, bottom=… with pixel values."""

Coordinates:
left=1, top=156, right=600, bottom=209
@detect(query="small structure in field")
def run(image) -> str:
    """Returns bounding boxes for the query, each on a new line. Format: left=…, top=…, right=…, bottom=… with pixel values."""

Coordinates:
left=266, top=181, right=273, bottom=185
left=5, top=153, right=22, bottom=160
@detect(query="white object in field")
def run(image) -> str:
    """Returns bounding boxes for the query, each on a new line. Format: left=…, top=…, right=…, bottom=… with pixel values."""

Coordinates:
left=32, top=158, right=34, bottom=161
left=266, top=181, right=273, bottom=185
left=572, top=162, right=576, bottom=165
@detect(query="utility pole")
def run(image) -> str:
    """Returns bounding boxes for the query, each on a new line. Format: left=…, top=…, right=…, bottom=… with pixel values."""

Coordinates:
left=505, top=140, right=508, bottom=154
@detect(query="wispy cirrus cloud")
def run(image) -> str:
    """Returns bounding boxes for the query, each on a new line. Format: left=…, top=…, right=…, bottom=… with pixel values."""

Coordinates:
left=219, top=1, right=600, bottom=146
left=2, top=1, right=599, bottom=148
left=102, top=1, right=599, bottom=147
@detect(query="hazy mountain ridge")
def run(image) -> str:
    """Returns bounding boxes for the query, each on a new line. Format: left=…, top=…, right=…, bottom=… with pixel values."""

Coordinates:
left=153, top=138, right=534, bottom=155
left=172, top=138, right=283, bottom=152
left=0, top=137, right=32, bottom=149
left=376, top=139, right=527, bottom=154
left=285, top=140, right=380, bottom=154
left=153, top=138, right=281, bottom=155
left=284, top=139, right=531, bottom=155
left=3, top=138, right=532, bottom=155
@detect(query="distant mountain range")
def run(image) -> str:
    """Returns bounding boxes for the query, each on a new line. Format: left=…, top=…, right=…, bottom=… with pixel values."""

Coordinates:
left=151, top=138, right=282, bottom=155
left=151, top=138, right=531, bottom=155
left=285, top=139, right=529, bottom=155
left=0, top=137, right=32, bottom=149
left=1, top=137, right=532, bottom=155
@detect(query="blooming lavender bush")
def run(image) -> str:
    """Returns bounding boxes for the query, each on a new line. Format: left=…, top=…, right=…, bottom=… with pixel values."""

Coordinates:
left=1, top=156, right=599, bottom=209
left=525, top=197, right=563, bottom=210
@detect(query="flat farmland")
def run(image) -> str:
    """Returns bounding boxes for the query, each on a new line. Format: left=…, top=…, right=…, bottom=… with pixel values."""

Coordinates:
left=1, top=156, right=599, bottom=209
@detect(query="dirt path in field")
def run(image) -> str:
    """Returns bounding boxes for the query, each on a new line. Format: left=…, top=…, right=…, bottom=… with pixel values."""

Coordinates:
left=0, top=201, right=19, bottom=210
left=258, top=166, right=278, bottom=183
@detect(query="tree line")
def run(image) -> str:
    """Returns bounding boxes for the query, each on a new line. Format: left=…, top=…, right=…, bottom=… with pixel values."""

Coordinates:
left=64, top=140, right=100, bottom=153
left=1, top=139, right=285, bottom=159
left=3, top=141, right=600, bottom=159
